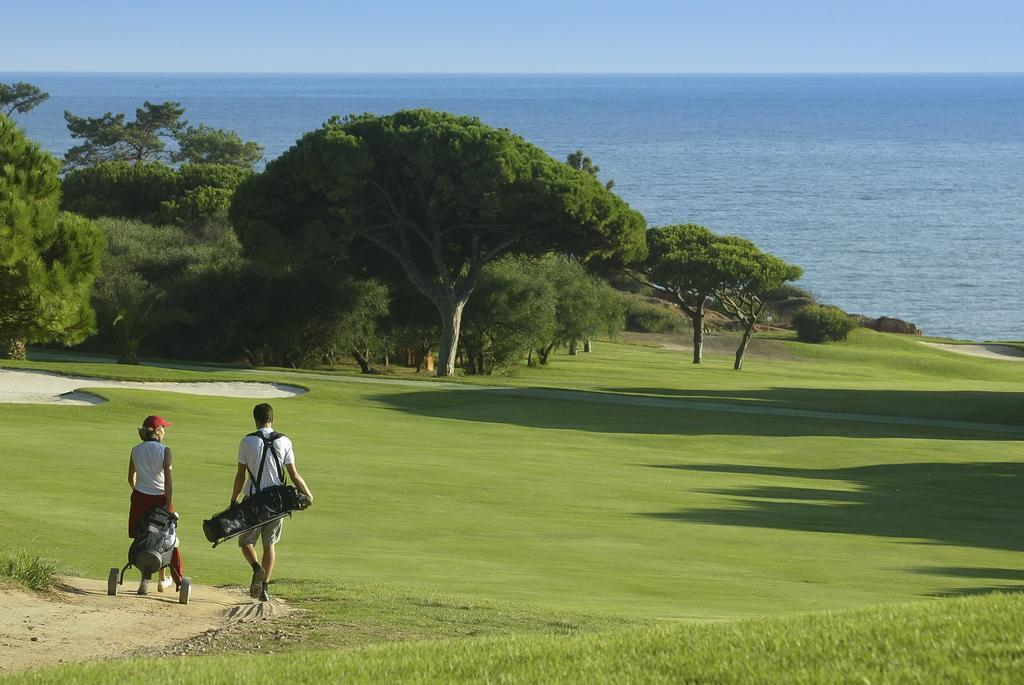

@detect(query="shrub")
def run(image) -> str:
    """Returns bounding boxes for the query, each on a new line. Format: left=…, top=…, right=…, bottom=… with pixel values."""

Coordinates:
left=82, top=217, right=244, bottom=362
left=62, top=161, right=177, bottom=221
left=460, top=258, right=557, bottom=374
left=62, top=161, right=250, bottom=228
left=622, top=295, right=686, bottom=333
left=529, top=256, right=625, bottom=363
left=765, top=284, right=817, bottom=322
left=792, top=305, right=858, bottom=343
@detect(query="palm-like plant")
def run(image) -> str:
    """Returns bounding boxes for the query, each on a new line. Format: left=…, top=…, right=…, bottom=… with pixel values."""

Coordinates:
left=96, top=273, right=190, bottom=364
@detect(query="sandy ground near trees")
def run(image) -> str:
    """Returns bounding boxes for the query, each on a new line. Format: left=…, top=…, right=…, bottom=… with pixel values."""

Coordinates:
left=919, top=342, right=1024, bottom=361
left=0, top=576, right=286, bottom=674
left=0, top=369, right=307, bottom=404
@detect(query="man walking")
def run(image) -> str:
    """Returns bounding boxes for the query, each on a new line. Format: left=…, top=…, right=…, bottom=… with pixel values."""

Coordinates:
left=231, top=403, right=314, bottom=602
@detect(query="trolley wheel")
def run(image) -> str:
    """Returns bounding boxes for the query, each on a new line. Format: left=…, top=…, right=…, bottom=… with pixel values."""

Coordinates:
left=107, top=567, right=119, bottom=596
left=179, top=577, right=191, bottom=605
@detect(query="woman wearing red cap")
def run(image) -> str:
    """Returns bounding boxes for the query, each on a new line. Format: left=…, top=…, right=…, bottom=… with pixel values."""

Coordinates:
left=128, top=415, right=184, bottom=595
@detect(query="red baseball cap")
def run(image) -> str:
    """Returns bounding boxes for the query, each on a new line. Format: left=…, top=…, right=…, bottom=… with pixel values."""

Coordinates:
left=143, top=415, right=173, bottom=429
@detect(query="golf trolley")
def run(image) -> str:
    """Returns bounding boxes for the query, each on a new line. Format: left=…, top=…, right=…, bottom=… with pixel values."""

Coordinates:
left=108, top=506, right=191, bottom=605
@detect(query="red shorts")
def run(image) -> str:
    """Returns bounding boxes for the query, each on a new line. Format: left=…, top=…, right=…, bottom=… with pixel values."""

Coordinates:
left=128, top=490, right=174, bottom=538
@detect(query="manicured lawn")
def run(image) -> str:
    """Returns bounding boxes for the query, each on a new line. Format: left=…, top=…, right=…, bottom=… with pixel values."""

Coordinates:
left=2, top=330, right=1021, bottom=622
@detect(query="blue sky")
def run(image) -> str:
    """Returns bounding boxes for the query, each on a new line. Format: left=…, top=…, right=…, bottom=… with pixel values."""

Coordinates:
left=5, top=0, right=1023, bottom=73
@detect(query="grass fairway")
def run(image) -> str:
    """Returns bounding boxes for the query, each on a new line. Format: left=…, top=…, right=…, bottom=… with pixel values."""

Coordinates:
left=2, top=330, right=1022, bottom=679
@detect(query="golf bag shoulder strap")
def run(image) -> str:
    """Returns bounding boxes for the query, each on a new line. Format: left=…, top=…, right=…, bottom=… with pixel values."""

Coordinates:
left=246, top=431, right=287, bottom=493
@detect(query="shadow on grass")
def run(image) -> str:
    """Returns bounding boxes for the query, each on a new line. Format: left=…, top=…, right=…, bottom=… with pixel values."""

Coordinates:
left=911, top=567, right=1024, bottom=581
left=639, top=462, right=1024, bottom=553
left=926, top=586, right=1024, bottom=597
left=600, top=387, right=1024, bottom=429
left=910, top=566, right=1024, bottom=597
left=370, top=386, right=1024, bottom=440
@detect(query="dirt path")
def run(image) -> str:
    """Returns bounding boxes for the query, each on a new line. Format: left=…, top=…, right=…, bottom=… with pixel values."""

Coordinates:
left=0, top=576, right=284, bottom=675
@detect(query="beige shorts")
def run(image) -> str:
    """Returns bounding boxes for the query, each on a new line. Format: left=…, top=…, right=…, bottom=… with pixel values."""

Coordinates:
left=237, top=517, right=284, bottom=548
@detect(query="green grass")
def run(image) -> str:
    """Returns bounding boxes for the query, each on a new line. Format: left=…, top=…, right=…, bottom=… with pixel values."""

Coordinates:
left=212, top=577, right=645, bottom=654
left=2, top=331, right=1023, bottom=679
left=2, top=332, right=1023, bottom=617
left=8, top=592, right=1023, bottom=684
left=0, top=547, right=58, bottom=592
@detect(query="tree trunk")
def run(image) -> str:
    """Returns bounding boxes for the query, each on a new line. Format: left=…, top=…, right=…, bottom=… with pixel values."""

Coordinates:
left=568, top=340, right=579, bottom=355
left=692, top=308, right=704, bottom=364
left=415, top=343, right=430, bottom=373
left=436, top=298, right=466, bottom=377
left=672, top=293, right=708, bottom=365
left=734, top=324, right=754, bottom=371
left=2, top=338, right=27, bottom=360
left=584, top=339, right=592, bottom=353
left=117, top=340, right=140, bottom=365
left=351, top=349, right=372, bottom=374
left=538, top=343, right=555, bottom=365
left=243, top=348, right=259, bottom=366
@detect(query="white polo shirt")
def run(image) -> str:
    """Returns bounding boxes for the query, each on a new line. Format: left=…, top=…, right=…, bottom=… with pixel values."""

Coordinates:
left=238, top=427, right=295, bottom=495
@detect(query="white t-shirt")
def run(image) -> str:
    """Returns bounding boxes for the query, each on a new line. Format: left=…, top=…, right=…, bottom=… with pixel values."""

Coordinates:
left=238, top=427, right=295, bottom=495
left=131, top=440, right=168, bottom=495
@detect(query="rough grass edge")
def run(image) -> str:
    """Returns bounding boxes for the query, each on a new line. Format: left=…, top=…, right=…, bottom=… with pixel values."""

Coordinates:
left=0, top=547, right=59, bottom=593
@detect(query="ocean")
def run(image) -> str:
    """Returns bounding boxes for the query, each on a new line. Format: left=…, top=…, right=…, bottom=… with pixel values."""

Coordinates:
left=4, top=72, right=1023, bottom=341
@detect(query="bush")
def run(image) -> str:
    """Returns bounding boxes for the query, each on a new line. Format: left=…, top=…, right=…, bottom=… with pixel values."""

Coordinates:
left=530, top=256, right=625, bottom=363
left=62, top=161, right=177, bottom=221
left=622, top=295, right=686, bottom=333
left=81, top=217, right=245, bottom=362
left=792, top=305, right=857, bottom=343
left=460, top=258, right=557, bottom=374
left=765, top=284, right=817, bottom=322
left=62, top=161, right=250, bottom=228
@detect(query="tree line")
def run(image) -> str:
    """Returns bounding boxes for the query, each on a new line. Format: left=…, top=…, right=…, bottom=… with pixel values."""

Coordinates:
left=2, top=81, right=832, bottom=376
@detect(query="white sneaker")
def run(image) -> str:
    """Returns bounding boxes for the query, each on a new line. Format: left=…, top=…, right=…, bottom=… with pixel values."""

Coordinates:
left=157, top=577, right=173, bottom=592
left=137, top=579, right=150, bottom=595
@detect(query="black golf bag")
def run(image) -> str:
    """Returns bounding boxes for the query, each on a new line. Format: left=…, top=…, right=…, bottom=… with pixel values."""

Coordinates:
left=109, top=506, right=191, bottom=604
left=124, top=506, right=177, bottom=577
left=203, top=431, right=309, bottom=547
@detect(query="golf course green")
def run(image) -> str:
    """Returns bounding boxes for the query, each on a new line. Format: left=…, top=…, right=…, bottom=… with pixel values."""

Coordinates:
left=2, top=329, right=1022, bottom=682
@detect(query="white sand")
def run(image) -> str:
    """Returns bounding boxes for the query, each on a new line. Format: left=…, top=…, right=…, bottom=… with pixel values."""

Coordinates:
left=920, top=342, right=1024, bottom=361
left=0, top=369, right=307, bottom=405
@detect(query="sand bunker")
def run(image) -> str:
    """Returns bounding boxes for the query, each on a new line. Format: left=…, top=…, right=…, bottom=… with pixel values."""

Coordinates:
left=0, top=576, right=286, bottom=674
left=0, top=369, right=307, bottom=405
left=920, top=342, right=1024, bottom=362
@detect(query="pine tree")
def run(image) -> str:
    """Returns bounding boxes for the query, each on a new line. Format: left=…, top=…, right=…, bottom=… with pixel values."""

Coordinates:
left=0, top=115, right=105, bottom=358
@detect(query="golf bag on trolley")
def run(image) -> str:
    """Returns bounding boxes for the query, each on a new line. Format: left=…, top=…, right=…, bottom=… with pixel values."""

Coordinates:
left=109, top=506, right=191, bottom=604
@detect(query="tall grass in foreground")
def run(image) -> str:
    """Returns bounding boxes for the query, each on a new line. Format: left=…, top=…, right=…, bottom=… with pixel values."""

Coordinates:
left=7, top=592, right=1024, bottom=684
left=0, top=547, right=57, bottom=592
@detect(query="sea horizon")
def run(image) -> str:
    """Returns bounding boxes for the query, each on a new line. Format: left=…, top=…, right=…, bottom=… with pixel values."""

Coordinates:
left=7, top=70, right=1024, bottom=74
